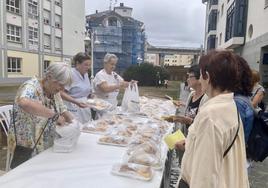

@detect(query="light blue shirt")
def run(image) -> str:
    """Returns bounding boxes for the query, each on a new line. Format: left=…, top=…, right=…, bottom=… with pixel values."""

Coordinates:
left=65, top=68, right=91, bottom=99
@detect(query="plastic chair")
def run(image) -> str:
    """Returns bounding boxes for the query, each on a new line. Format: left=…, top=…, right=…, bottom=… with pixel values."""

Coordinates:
left=0, top=105, right=13, bottom=171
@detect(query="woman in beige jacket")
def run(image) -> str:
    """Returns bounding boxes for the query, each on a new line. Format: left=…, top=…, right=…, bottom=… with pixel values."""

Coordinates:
left=177, top=51, right=249, bottom=188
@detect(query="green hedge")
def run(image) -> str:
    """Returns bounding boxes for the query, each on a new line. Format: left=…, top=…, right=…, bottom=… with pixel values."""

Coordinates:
left=123, top=63, right=169, bottom=86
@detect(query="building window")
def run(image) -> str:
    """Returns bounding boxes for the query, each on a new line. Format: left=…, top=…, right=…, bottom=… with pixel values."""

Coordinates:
left=44, top=34, right=51, bottom=49
left=44, top=60, right=50, bottom=71
left=207, top=35, right=216, bottom=50
left=6, top=0, right=21, bottom=14
left=55, top=37, right=62, bottom=51
left=208, top=10, right=217, bottom=32
left=265, top=0, right=268, bottom=8
left=55, top=0, right=61, bottom=6
left=7, top=57, right=21, bottom=73
left=28, top=0, right=38, bottom=19
left=225, top=2, right=235, bottom=42
left=209, top=0, right=218, bottom=9
left=108, top=17, right=118, bottom=27
left=28, top=26, right=38, bottom=45
left=7, top=24, right=21, bottom=43
left=55, top=14, right=62, bottom=28
left=43, top=10, right=51, bottom=25
left=248, top=24, right=253, bottom=39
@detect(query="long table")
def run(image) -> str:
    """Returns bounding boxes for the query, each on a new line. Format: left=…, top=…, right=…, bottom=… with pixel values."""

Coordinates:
left=0, top=133, right=166, bottom=188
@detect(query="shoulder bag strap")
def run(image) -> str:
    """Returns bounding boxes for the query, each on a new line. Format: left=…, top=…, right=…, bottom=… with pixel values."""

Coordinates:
left=12, top=103, right=59, bottom=152
left=12, top=104, right=18, bottom=145
left=223, top=107, right=240, bottom=158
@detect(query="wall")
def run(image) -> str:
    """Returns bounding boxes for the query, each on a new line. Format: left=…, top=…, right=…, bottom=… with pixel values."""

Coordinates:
left=44, top=55, right=62, bottom=63
left=145, top=53, right=159, bottom=66
left=7, top=50, right=39, bottom=77
left=245, top=0, right=268, bottom=43
left=164, top=54, right=193, bottom=66
left=62, top=0, right=85, bottom=57
left=216, top=0, right=228, bottom=48
left=114, top=8, right=132, bottom=17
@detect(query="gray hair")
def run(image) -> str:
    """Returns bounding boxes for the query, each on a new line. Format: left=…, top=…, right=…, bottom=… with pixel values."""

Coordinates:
left=103, top=53, right=118, bottom=64
left=45, top=62, right=72, bottom=86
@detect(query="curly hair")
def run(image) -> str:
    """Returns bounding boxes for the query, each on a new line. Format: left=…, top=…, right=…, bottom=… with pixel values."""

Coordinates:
left=234, top=55, right=253, bottom=96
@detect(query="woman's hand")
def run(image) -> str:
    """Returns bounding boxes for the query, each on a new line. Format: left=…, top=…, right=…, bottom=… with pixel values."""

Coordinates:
left=56, top=115, right=66, bottom=126
left=173, top=116, right=193, bottom=125
left=75, top=101, right=89, bottom=108
left=61, top=111, right=74, bottom=123
left=175, top=139, right=186, bottom=151
left=173, top=100, right=186, bottom=107
left=120, top=81, right=129, bottom=89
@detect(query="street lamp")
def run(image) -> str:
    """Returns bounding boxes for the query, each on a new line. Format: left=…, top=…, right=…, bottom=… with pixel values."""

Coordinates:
left=137, top=56, right=143, bottom=66
left=84, top=30, right=100, bottom=82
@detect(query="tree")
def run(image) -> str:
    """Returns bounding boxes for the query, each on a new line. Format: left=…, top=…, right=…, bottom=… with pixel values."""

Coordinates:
left=123, top=63, right=169, bottom=86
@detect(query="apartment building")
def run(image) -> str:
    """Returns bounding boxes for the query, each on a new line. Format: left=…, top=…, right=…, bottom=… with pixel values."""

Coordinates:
left=164, top=54, right=194, bottom=66
left=203, top=0, right=268, bottom=87
left=86, top=3, right=146, bottom=75
left=0, top=0, right=85, bottom=78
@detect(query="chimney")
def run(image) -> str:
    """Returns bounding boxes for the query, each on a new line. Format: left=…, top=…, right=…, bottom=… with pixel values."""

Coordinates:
left=120, top=3, right=124, bottom=7
left=96, top=10, right=98, bottom=13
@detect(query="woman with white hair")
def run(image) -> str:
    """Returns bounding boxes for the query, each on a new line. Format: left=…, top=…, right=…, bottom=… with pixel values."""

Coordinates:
left=93, top=53, right=129, bottom=107
left=60, top=52, right=92, bottom=124
left=8, top=62, right=74, bottom=167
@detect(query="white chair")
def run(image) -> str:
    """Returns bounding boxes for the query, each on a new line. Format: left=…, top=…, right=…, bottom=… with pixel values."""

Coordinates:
left=0, top=105, right=13, bottom=171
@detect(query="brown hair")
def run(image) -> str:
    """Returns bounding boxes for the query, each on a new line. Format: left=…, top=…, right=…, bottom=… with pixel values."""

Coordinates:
left=72, top=52, right=91, bottom=66
left=199, top=50, right=239, bottom=92
left=251, top=69, right=260, bottom=85
left=234, top=55, right=253, bottom=96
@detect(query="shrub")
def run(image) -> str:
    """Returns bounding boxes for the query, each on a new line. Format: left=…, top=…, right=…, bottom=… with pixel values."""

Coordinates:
left=123, top=63, right=169, bottom=86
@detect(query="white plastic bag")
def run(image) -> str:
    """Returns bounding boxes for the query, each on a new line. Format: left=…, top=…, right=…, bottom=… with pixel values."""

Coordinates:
left=121, top=83, right=140, bottom=113
left=53, top=119, right=81, bottom=153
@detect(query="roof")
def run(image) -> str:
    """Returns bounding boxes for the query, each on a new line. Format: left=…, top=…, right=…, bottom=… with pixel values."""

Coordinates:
left=86, top=10, right=143, bottom=26
left=114, top=6, right=133, bottom=10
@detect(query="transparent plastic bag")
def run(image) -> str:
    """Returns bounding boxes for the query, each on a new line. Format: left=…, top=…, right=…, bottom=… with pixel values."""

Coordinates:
left=87, top=98, right=113, bottom=111
left=53, top=119, right=81, bottom=153
left=111, top=163, right=153, bottom=181
left=125, top=149, right=162, bottom=169
left=121, top=83, right=140, bottom=113
left=98, top=135, right=130, bottom=147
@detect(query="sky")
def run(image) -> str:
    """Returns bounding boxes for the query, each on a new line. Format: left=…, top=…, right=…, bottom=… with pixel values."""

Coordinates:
left=85, top=0, right=206, bottom=48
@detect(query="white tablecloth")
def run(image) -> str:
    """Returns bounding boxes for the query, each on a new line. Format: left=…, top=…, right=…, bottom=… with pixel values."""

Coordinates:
left=0, top=133, right=165, bottom=188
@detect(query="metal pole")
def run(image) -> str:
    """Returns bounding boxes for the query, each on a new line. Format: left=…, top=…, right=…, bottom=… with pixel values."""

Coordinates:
left=91, top=31, right=94, bottom=80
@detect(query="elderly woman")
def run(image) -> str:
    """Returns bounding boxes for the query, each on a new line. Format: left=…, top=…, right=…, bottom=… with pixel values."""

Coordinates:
left=170, top=65, right=207, bottom=135
left=177, top=51, right=249, bottom=188
left=60, top=52, right=92, bottom=124
left=8, top=62, right=73, bottom=168
left=93, top=53, right=129, bottom=108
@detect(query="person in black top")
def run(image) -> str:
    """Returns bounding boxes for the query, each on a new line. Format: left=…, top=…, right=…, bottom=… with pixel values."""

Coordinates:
left=165, top=64, right=207, bottom=136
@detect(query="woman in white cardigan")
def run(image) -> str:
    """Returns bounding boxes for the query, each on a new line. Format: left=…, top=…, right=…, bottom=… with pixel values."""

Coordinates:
left=177, top=51, right=249, bottom=188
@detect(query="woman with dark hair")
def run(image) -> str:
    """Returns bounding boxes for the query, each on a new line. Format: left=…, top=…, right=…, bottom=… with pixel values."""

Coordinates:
left=169, top=64, right=207, bottom=137
left=233, top=55, right=255, bottom=170
left=60, top=52, right=92, bottom=123
left=233, top=55, right=254, bottom=143
left=177, top=51, right=249, bottom=188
